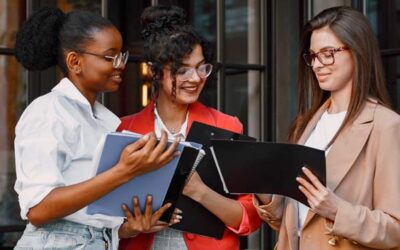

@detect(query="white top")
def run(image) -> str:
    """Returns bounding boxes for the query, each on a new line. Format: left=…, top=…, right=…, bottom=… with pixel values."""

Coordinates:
left=153, top=106, right=189, bottom=248
left=14, top=78, right=123, bottom=248
left=154, top=105, right=188, bottom=141
left=298, top=110, right=346, bottom=235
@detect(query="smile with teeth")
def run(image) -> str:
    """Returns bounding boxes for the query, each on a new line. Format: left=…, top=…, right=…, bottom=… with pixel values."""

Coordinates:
left=181, top=85, right=198, bottom=91
left=111, top=74, right=122, bottom=80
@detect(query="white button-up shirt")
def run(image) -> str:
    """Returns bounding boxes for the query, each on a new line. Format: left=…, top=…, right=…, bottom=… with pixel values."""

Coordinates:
left=14, top=78, right=123, bottom=247
left=154, top=105, right=188, bottom=141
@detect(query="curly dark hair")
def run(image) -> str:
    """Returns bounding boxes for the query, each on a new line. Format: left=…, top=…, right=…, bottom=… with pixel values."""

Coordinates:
left=15, top=7, right=114, bottom=75
left=140, top=5, right=213, bottom=97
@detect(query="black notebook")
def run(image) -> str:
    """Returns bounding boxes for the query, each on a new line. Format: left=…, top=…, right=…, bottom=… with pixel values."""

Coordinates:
left=87, top=132, right=204, bottom=223
left=209, top=140, right=326, bottom=206
left=170, top=122, right=256, bottom=239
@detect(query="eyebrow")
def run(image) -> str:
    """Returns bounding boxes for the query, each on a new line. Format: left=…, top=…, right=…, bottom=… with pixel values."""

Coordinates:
left=181, top=58, right=206, bottom=67
left=101, top=48, right=118, bottom=54
left=309, top=46, right=340, bottom=53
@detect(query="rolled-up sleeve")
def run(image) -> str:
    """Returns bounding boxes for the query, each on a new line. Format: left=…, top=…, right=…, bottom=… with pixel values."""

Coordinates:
left=253, top=194, right=285, bottom=231
left=226, top=194, right=262, bottom=235
left=14, top=111, right=70, bottom=219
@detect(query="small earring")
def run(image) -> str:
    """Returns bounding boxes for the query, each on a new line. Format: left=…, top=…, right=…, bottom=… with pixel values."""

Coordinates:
left=74, top=67, right=81, bottom=73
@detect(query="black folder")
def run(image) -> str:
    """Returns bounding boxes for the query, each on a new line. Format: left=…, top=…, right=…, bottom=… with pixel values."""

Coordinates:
left=209, top=140, right=326, bottom=206
left=170, top=121, right=256, bottom=239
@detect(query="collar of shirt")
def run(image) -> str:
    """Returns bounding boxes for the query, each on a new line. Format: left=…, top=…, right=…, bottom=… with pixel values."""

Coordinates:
left=52, top=77, right=120, bottom=131
left=154, top=105, right=188, bottom=141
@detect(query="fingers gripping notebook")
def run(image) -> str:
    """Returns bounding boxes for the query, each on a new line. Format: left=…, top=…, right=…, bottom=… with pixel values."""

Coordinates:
left=86, top=132, right=204, bottom=223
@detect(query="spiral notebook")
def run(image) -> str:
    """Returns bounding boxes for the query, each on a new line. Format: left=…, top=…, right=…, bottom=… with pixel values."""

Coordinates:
left=170, top=121, right=256, bottom=239
left=86, top=132, right=205, bottom=222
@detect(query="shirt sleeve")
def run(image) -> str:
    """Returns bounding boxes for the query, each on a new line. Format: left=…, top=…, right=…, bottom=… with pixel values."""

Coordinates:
left=14, top=110, right=71, bottom=219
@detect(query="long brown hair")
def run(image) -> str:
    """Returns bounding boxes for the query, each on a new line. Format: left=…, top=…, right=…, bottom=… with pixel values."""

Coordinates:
left=288, top=6, right=391, bottom=144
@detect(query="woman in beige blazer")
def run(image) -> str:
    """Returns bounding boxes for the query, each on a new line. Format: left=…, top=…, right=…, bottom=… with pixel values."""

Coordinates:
left=255, top=6, right=400, bottom=250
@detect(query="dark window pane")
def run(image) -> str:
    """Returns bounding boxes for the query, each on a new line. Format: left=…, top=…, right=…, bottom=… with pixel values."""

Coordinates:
left=382, top=55, right=400, bottom=112
left=0, top=55, right=26, bottom=247
left=0, top=1, right=26, bottom=49
left=224, top=0, right=261, bottom=64
left=366, top=0, right=400, bottom=50
left=225, top=70, right=261, bottom=138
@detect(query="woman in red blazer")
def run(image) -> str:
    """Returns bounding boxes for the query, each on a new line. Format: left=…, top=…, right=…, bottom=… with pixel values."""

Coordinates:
left=118, top=5, right=261, bottom=250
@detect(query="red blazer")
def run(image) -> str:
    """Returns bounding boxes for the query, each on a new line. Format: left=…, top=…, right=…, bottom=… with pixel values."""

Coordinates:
left=118, top=101, right=261, bottom=250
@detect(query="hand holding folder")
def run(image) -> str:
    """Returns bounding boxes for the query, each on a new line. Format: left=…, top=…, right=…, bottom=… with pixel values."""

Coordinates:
left=170, top=122, right=256, bottom=239
left=86, top=132, right=205, bottom=222
left=210, top=140, right=326, bottom=206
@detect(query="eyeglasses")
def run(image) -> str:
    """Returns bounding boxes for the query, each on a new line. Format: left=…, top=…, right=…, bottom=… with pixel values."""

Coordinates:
left=78, top=51, right=129, bottom=69
left=176, top=63, right=213, bottom=81
left=303, top=46, right=348, bottom=67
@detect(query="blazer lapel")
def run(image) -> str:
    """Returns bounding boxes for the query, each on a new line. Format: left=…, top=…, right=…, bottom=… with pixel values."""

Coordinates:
left=129, top=102, right=155, bottom=134
left=302, top=99, right=377, bottom=229
left=186, top=102, right=216, bottom=133
left=325, top=100, right=376, bottom=191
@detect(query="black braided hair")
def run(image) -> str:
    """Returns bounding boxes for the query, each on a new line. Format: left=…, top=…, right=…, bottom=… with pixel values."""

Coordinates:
left=15, top=7, right=114, bottom=75
left=140, top=5, right=213, bottom=97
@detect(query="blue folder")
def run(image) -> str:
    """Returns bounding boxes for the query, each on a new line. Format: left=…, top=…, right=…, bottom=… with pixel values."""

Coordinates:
left=86, top=132, right=203, bottom=219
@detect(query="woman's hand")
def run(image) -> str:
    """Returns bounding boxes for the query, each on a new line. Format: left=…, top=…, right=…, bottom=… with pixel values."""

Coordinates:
left=118, top=195, right=182, bottom=238
left=255, top=194, right=273, bottom=205
left=117, top=131, right=179, bottom=180
left=182, top=171, right=208, bottom=202
left=296, top=167, right=340, bottom=221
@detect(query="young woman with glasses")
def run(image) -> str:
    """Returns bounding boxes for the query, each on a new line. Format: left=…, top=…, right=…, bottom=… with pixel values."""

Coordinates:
left=254, top=6, right=400, bottom=250
left=13, top=7, right=179, bottom=249
left=118, top=5, right=261, bottom=250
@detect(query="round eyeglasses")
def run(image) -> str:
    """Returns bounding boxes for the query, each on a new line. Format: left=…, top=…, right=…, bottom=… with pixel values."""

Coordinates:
left=78, top=51, right=129, bottom=69
left=303, top=46, right=348, bottom=67
left=176, top=63, right=213, bottom=81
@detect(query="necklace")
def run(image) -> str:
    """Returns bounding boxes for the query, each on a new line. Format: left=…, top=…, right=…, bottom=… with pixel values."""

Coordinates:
left=167, top=125, right=181, bottom=134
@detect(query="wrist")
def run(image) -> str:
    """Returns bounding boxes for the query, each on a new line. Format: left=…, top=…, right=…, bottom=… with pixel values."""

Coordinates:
left=112, top=163, right=134, bottom=184
left=256, top=194, right=272, bottom=205
left=118, top=221, right=140, bottom=238
left=191, top=185, right=209, bottom=203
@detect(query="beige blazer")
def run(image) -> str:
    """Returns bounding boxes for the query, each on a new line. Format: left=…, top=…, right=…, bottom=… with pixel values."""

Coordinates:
left=255, top=99, right=400, bottom=250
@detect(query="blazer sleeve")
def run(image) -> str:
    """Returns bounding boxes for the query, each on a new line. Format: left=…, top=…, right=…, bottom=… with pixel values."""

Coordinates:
left=253, top=195, right=285, bottom=231
left=226, top=194, right=262, bottom=235
left=327, top=119, right=400, bottom=248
